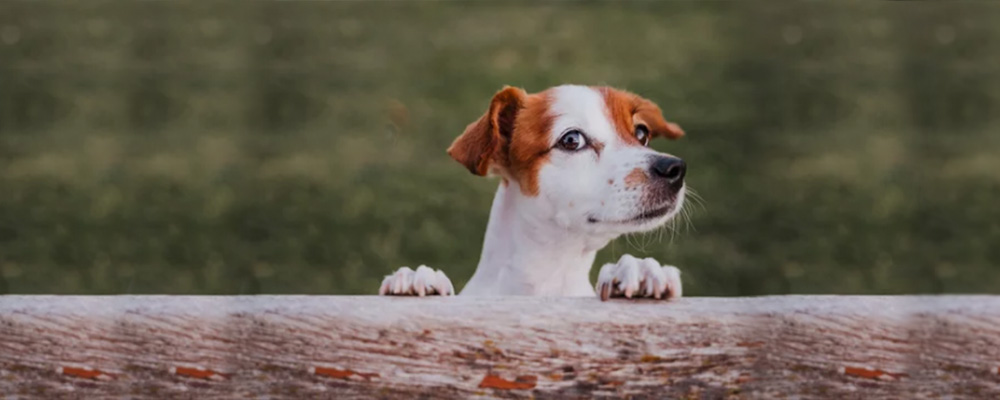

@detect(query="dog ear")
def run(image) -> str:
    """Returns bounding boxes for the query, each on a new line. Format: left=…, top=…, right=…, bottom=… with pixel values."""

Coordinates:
left=632, top=97, right=685, bottom=140
left=447, top=86, right=526, bottom=176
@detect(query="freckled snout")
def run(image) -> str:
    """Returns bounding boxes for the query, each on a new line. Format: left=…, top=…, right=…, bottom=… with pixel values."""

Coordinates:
left=650, top=156, right=686, bottom=187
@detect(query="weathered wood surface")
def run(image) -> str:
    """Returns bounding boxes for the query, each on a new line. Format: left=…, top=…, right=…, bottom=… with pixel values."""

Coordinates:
left=0, top=296, right=998, bottom=399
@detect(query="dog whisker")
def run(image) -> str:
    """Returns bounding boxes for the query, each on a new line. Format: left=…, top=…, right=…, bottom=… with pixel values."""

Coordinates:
left=685, top=187, right=707, bottom=212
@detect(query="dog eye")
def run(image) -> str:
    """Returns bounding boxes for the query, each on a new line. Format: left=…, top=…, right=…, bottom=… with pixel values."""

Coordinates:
left=635, top=124, right=650, bottom=146
left=557, top=130, right=587, bottom=151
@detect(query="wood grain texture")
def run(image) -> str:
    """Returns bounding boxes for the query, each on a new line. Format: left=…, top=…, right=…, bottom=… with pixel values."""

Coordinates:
left=1, top=295, right=998, bottom=399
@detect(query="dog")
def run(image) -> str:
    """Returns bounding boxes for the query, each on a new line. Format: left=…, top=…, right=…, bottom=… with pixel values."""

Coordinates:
left=379, top=85, right=686, bottom=301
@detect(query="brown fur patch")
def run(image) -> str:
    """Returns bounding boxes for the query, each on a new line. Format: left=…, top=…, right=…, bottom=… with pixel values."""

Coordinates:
left=624, top=168, right=649, bottom=189
left=590, top=140, right=605, bottom=156
left=447, top=86, right=526, bottom=176
left=506, top=90, right=554, bottom=196
left=599, top=87, right=685, bottom=144
left=447, top=86, right=553, bottom=196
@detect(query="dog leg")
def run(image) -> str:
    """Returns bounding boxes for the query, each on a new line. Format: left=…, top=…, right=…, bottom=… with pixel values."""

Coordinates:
left=378, top=265, right=455, bottom=296
left=595, top=254, right=682, bottom=301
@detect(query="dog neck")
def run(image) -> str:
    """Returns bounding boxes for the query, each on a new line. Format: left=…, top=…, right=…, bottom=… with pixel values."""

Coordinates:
left=460, top=181, right=612, bottom=296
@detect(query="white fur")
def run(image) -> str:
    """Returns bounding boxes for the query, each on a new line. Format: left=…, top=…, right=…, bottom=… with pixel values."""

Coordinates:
left=380, top=85, right=685, bottom=299
left=596, top=255, right=682, bottom=300
left=379, top=265, right=454, bottom=296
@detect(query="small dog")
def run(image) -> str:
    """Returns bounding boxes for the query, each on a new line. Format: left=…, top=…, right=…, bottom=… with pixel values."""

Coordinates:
left=379, top=85, right=686, bottom=300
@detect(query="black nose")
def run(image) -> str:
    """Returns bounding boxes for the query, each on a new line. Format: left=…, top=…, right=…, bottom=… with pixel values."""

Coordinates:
left=650, top=157, right=686, bottom=184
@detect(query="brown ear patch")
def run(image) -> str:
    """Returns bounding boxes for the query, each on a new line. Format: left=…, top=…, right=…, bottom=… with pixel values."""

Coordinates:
left=448, top=114, right=497, bottom=176
left=599, top=87, right=684, bottom=144
left=447, top=86, right=527, bottom=176
left=447, top=86, right=554, bottom=196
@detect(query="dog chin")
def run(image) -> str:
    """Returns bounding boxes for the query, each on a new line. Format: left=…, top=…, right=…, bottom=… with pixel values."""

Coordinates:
left=584, top=188, right=685, bottom=232
left=586, top=200, right=683, bottom=234
left=619, top=203, right=677, bottom=232
left=622, top=190, right=687, bottom=233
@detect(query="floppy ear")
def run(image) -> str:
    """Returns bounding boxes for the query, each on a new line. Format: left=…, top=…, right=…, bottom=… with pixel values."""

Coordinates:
left=632, top=97, right=685, bottom=140
left=447, top=86, right=526, bottom=176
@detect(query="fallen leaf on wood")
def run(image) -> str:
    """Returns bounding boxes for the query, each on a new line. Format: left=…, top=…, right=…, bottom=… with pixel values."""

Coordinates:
left=640, top=354, right=662, bottom=363
left=170, top=366, right=226, bottom=381
left=310, top=366, right=379, bottom=380
left=58, top=366, right=114, bottom=381
left=840, top=366, right=906, bottom=380
left=478, top=373, right=537, bottom=390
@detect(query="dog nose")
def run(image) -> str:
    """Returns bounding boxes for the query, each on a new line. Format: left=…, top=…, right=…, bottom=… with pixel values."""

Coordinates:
left=650, top=156, right=686, bottom=184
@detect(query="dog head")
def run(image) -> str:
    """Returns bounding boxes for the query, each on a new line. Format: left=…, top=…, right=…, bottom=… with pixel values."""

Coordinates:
left=448, top=85, right=686, bottom=238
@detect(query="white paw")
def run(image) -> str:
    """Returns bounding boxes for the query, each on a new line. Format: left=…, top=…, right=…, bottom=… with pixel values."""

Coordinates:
left=596, top=254, right=682, bottom=301
left=379, top=265, right=455, bottom=296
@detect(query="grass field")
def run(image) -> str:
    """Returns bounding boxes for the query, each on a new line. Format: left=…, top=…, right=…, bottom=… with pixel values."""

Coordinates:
left=1, top=2, right=998, bottom=295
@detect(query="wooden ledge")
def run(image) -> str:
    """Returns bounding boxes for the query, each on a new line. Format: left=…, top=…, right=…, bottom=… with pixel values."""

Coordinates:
left=1, top=295, right=998, bottom=398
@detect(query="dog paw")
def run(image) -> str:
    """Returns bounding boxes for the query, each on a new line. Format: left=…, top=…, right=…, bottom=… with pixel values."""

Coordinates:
left=379, top=265, right=455, bottom=296
left=596, top=254, right=682, bottom=301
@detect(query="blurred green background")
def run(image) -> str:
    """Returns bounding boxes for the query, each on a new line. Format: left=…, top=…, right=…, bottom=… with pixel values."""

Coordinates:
left=1, top=2, right=998, bottom=295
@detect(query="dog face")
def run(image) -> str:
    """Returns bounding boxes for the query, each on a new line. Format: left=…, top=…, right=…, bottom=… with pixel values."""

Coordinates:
left=448, top=85, right=686, bottom=238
